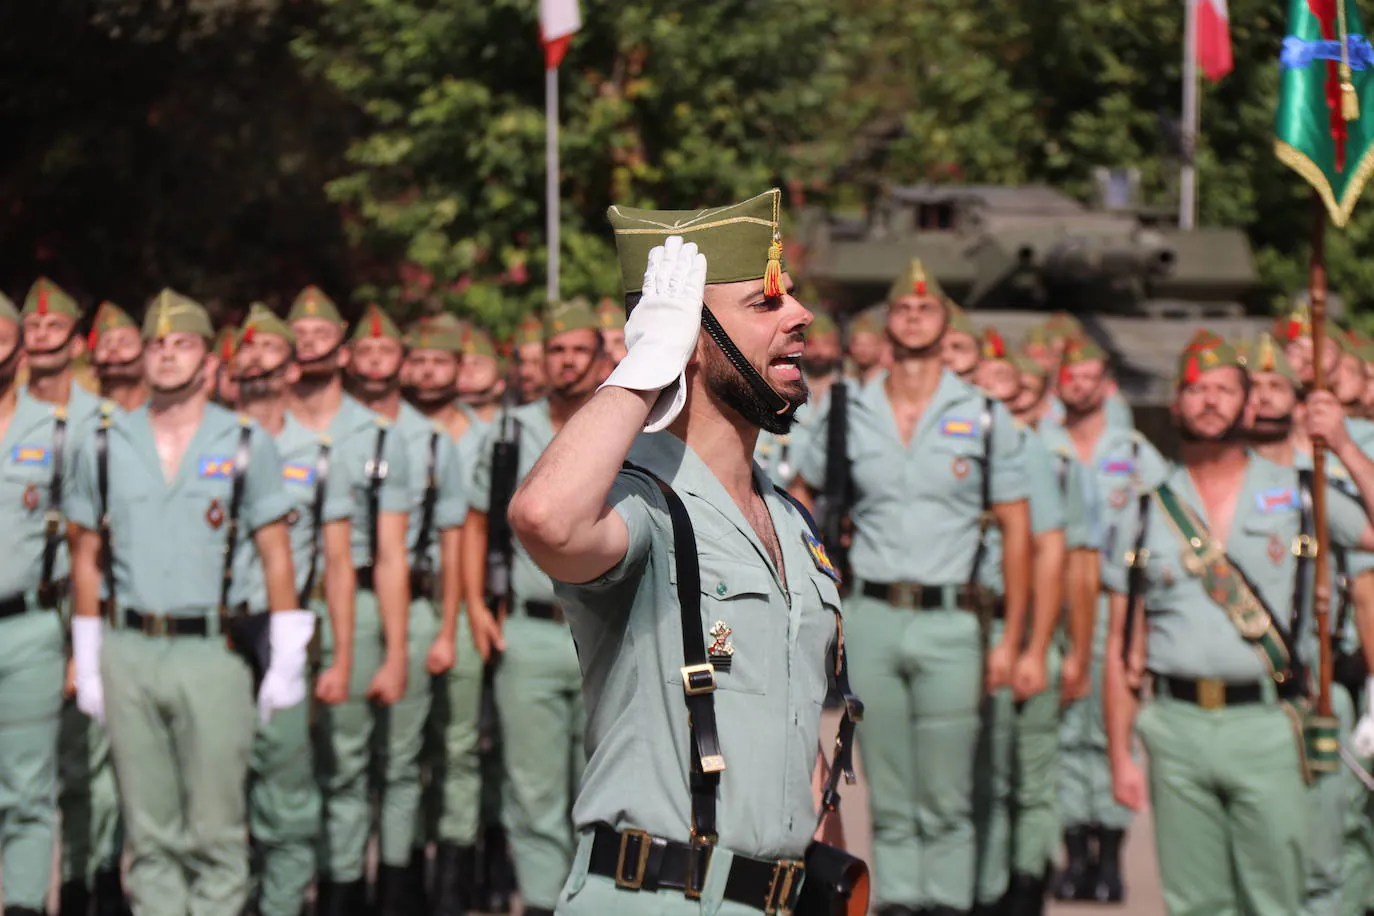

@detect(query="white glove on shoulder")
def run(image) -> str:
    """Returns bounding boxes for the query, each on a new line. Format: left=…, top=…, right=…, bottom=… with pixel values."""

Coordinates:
left=72, top=616, right=105, bottom=725
left=1355, top=675, right=1374, bottom=758
left=601, top=235, right=707, bottom=432
left=257, top=610, right=316, bottom=725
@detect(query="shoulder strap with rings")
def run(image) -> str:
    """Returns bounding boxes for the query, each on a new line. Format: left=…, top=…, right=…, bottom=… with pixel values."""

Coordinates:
left=966, top=396, right=996, bottom=587
left=367, top=423, right=389, bottom=567
left=38, top=405, right=68, bottom=603
left=219, top=422, right=253, bottom=616
left=411, top=430, right=441, bottom=575
left=96, top=406, right=115, bottom=618
left=298, top=437, right=332, bottom=606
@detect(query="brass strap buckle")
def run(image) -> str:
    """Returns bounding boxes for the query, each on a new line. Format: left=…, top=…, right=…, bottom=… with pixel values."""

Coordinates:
left=681, top=663, right=717, bottom=696
left=765, top=859, right=805, bottom=915
left=614, top=829, right=652, bottom=890
left=1125, top=548, right=1151, bottom=569
left=1196, top=678, right=1226, bottom=710
left=141, top=612, right=168, bottom=637
left=1292, top=534, right=1319, bottom=559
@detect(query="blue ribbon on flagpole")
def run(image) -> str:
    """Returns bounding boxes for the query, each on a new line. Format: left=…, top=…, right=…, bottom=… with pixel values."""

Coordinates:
left=1281, top=34, right=1374, bottom=71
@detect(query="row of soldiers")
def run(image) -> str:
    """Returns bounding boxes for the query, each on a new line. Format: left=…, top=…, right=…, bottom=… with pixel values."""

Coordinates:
left=0, top=277, right=634, bottom=916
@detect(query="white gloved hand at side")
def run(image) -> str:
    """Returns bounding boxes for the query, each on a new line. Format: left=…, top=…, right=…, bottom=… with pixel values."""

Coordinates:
left=1355, top=675, right=1374, bottom=758
left=601, top=235, right=707, bottom=432
left=257, top=610, right=316, bottom=725
left=72, top=616, right=105, bottom=725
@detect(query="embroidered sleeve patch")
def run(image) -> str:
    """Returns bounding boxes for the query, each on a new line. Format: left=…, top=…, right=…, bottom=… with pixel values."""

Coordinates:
left=802, top=530, right=842, bottom=583
left=940, top=418, right=976, bottom=438
left=1256, top=488, right=1299, bottom=513
left=198, top=456, right=235, bottom=479
left=11, top=445, right=50, bottom=466
left=1100, top=459, right=1135, bottom=474
left=282, top=463, right=317, bottom=485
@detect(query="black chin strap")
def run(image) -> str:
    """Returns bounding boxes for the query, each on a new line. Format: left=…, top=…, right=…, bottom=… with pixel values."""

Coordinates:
left=95, top=352, right=143, bottom=372
left=26, top=324, right=79, bottom=358
left=297, top=338, right=345, bottom=371
left=700, top=307, right=789, bottom=416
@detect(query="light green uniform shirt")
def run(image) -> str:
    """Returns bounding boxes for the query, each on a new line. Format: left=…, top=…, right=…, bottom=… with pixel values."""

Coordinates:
left=393, top=402, right=468, bottom=573
left=555, top=432, right=839, bottom=860
left=798, top=371, right=1029, bottom=588
left=1045, top=391, right=1133, bottom=430
left=67, top=403, right=295, bottom=616
left=326, top=395, right=412, bottom=570
left=1102, top=455, right=1368, bottom=681
left=979, top=429, right=1064, bottom=595
left=756, top=397, right=820, bottom=488
left=470, top=400, right=557, bottom=609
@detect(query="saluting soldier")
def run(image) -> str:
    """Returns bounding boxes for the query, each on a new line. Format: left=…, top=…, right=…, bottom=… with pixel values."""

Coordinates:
left=461, top=297, right=606, bottom=915
left=511, top=189, right=855, bottom=916
left=1103, top=332, right=1374, bottom=916
left=231, top=303, right=358, bottom=916
left=1037, top=334, right=1167, bottom=903
left=88, top=301, right=148, bottom=412
left=284, top=286, right=412, bottom=909
left=796, top=260, right=1032, bottom=916
left=0, top=291, right=71, bottom=916
left=66, top=290, right=312, bottom=916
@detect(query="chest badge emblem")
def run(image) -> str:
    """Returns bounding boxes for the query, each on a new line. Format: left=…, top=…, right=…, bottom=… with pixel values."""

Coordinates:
left=1268, top=532, right=1285, bottom=566
left=22, top=481, right=39, bottom=512
left=952, top=456, right=970, bottom=480
left=206, top=498, right=226, bottom=530
left=708, top=620, right=735, bottom=671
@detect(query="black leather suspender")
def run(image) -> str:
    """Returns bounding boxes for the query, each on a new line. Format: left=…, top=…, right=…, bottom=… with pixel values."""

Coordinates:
left=1121, top=441, right=1152, bottom=665
left=219, top=423, right=254, bottom=616
left=95, top=408, right=115, bottom=617
left=966, top=396, right=996, bottom=588
left=37, top=406, right=68, bottom=608
left=412, top=431, right=441, bottom=577
left=298, top=438, right=332, bottom=606
left=366, top=425, right=390, bottom=567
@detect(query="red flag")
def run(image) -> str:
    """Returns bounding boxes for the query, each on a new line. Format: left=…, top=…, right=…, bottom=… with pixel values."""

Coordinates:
left=540, top=0, right=581, bottom=69
left=1197, top=0, right=1234, bottom=81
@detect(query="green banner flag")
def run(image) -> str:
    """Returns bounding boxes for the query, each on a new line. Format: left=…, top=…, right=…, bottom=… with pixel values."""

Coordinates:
left=1275, top=0, right=1374, bottom=226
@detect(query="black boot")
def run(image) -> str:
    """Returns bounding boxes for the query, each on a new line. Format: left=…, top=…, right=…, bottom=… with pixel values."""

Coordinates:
left=481, top=823, right=514, bottom=913
left=1003, top=871, right=1048, bottom=916
left=874, top=907, right=918, bottom=916
left=8, top=908, right=47, bottom=916
left=94, top=869, right=132, bottom=916
left=927, top=907, right=969, bottom=916
left=408, top=847, right=430, bottom=912
left=523, top=909, right=555, bottom=916
left=432, top=843, right=475, bottom=916
left=59, top=880, right=92, bottom=916
left=1093, top=827, right=1125, bottom=903
left=377, top=864, right=417, bottom=916
left=316, top=879, right=364, bottom=916
left=1050, top=826, right=1094, bottom=901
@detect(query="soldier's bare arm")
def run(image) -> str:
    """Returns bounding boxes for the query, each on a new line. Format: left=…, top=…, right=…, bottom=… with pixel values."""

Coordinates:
left=318, top=518, right=356, bottom=703
left=1015, top=527, right=1064, bottom=701
left=988, top=498, right=1031, bottom=691
left=1061, top=547, right=1099, bottom=703
left=70, top=526, right=102, bottom=619
left=254, top=520, right=297, bottom=612
left=1103, top=590, right=1145, bottom=811
left=367, top=511, right=411, bottom=704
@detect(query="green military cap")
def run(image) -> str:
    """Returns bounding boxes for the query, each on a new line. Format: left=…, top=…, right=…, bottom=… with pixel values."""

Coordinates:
left=1045, top=311, right=1084, bottom=341
left=143, top=289, right=214, bottom=341
left=852, top=306, right=885, bottom=336
left=809, top=311, right=838, bottom=337
left=1239, top=333, right=1299, bottom=384
left=237, top=302, right=295, bottom=347
left=1270, top=300, right=1340, bottom=346
left=1061, top=333, right=1107, bottom=365
left=216, top=324, right=238, bottom=362
left=887, top=258, right=947, bottom=305
left=1012, top=351, right=1047, bottom=378
left=404, top=314, right=466, bottom=355
left=88, top=301, right=136, bottom=349
left=462, top=323, right=498, bottom=360
left=596, top=297, right=626, bottom=331
left=0, top=291, right=17, bottom=325
left=1176, top=329, right=1243, bottom=387
left=22, top=277, right=81, bottom=320
left=608, top=189, right=786, bottom=296
left=945, top=305, right=977, bottom=338
left=979, top=326, right=1011, bottom=362
left=543, top=296, right=600, bottom=342
left=1024, top=320, right=1054, bottom=349
left=1342, top=326, right=1374, bottom=362
left=514, top=313, right=544, bottom=348
left=287, top=285, right=345, bottom=326
left=349, top=304, right=402, bottom=342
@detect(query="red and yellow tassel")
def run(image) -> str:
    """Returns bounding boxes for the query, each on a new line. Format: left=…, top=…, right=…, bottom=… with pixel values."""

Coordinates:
left=763, top=235, right=785, bottom=298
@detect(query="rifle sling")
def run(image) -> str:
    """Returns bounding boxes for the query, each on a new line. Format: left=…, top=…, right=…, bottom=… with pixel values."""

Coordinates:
left=38, top=407, right=68, bottom=601
left=367, top=425, right=389, bottom=568
left=966, top=396, right=995, bottom=589
left=96, top=407, right=115, bottom=616
left=411, top=431, right=441, bottom=579
left=219, top=423, right=254, bottom=617
left=298, top=439, right=332, bottom=606
left=1122, top=440, right=1151, bottom=665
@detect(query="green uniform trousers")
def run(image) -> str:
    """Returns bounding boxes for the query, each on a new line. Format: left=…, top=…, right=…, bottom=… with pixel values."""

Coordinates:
left=1059, top=597, right=1132, bottom=830
left=1341, top=685, right=1374, bottom=916
left=1011, top=644, right=1063, bottom=878
left=845, top=593, right=983, bottom=911
left=420, top=611, right=484, bottom=846
left=973, top=619, right=1014, bottom=906
left=496, top=613, right=585, bottom=910
left=103, top=628, right=257, bottom=916
left=556, top=829, right=774, bottom=916
left=1303, top=683, right=1355, bottom=916
left=0, top=609, right=64, bottom=910
left=1136, top=695, right=1306, bottom=916
left=58, top=702, right=123, bottom=884
left=373, top=597, right=437, bottom=866
left=249, top=699, right=319, bottom=916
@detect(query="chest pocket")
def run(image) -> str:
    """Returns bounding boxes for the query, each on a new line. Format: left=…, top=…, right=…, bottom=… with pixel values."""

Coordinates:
left=665, top=555, right=775, bottom=696
left=1238, top=510, right=1300, bottom=602
left=3, top=459, right=51, bottom=520
left=929, top=435, right=984, bottom=503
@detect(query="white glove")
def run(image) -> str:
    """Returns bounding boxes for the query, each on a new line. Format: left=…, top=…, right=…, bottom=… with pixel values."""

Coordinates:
left=601, top=235, right=707, bottom=432
left=1354, top=675, right=1374, bottom=758
left=72, top=616, right=105, bottom=725
left=257, top=610, right=316, bottom=725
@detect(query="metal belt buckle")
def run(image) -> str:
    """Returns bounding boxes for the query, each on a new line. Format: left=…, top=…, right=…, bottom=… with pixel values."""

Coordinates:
left=614, top=829, right=652, bottom=890
left=1197, top=678, right=1226, bottom=710
left=684, top=832, right=716, bottom=901
left=765, top=859, right=805, bottom=915
left=142, top=613, right=168, bottom=637
left=681, top=663, right=717, bottom=696
left=889, top=581, right=918, bottom=609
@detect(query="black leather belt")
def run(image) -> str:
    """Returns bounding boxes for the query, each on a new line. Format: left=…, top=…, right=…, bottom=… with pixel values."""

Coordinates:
left=355, top=565, right=436, bottom=599
left=524, top=600, right=566, bottom=623
left=587, top=824, right=804, bottom=914
left=1152, top=672, right=1303, bottom=710
left=861, top=580, right=982, bottom=611
left=0, top=593, right=28, bottom=619
left=122, top=609, right=215, bottom=638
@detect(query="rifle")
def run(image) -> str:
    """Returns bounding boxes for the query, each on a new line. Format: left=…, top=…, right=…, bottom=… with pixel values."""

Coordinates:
left=815, top=314, right=852, bottom=581
left=479, top=344, right=522, bottom=747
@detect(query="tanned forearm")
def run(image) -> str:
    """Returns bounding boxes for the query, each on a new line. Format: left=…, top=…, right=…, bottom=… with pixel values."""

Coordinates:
left=1067, top=549, right=1099, bottom=666
left=461, top=512, right=489, bottom=610
left=322, top=520, right=356, bottom=665
left=255, top=521, right=298, bottom=613
left=439, top=526, right=462, bottom=636
left=1025, top=529, right=1066, bottom=657
left=1103, top=591, right=1139, bottom=766
left=1354, top=571, right=1374, bottom=674
left=994, top=499, right=1032, bottom=648
left=71, top=528, right=102, bottom=619
left=374, top=512, right=411, bottom=662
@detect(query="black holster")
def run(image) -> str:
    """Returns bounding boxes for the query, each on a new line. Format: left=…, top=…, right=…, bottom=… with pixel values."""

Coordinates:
left=794, top=841, right=870, bottom=916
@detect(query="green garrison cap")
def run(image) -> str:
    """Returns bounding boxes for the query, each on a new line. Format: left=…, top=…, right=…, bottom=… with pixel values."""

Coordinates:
left=143, top=289, right=213, bottom=341
left=543, top=297, right=601, bottom=342
left=596, top=297, right=626, bottom=331
left=1240, top=333, right=1299, bottom=384
left=404, top=314, right=465, bottom=355
left=852, top=306, right=885, bottom=336
left=88, top=301, right=135, bottom=349
left=1343, top=326, right=1374, bottom=362
left=608, top=189, right=786, bottom=296
left=887, top=258, right=947, bottom=305
left=809, top=311, right=838, bottom=337
left=946, top=305, right=977, bottom=338
left=980, top=326, right=1011, bottom=362
left=1177, top=329, right=1243, bottom=387
left=0, top=291, right=17, bottom=325
left=513, top=313, right=544, bottom=348
left=287, top=285, right=345, bottom=326
left=1061, top=334, right=1107, bottom=365
left=216, top=325, right=238, bottom=362
left=1045, top=312, right=1084, bottom=341
left=461, top=323, right=498, bottom=360
left=238, top=302, right=295, bottom=348
left=350, top=304, right=402, bottom=342
left=1012, top=351, right=1047, bottom=378
left=22, top=278, right=80, bottom=320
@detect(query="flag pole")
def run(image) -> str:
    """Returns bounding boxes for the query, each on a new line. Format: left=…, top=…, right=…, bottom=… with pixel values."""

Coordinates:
left=1309, top=193, right=1334, bottom=719
left=546, top=64, right=561, bottom=304
left=1180, top=0, right=1200, bottom=229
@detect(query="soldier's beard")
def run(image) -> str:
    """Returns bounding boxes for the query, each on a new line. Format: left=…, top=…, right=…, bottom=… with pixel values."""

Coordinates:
left=412, top=382, right=458, bottom=410
left=801, top=356, right=840, bottom=378
left=702, top=346, right=807, bottom=435
left=1178, top=407, right=1247, bottom=443
left=1248, top=413, right=1294, bottom=443
left=349, top=369, right=400, bottom=400
left=235, top=360, right=292, bottom=402
left=95, top=354, right=143, bottom=385
left=460, top=384, right=502, bottom=408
